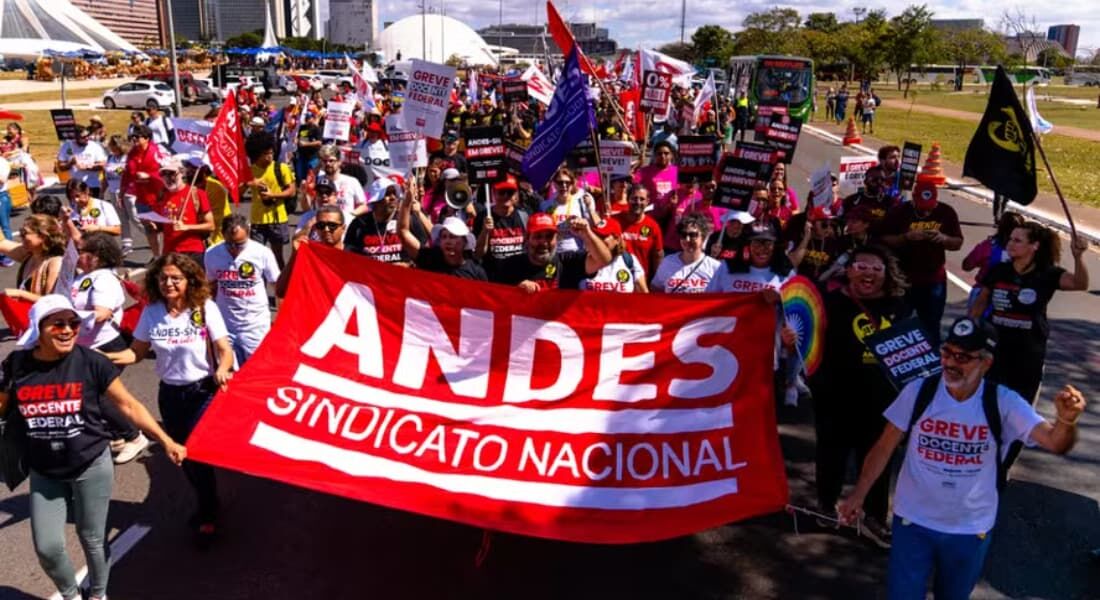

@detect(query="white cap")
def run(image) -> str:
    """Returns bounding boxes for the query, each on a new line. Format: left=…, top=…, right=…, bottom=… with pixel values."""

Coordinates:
left=15, top=295, right=81, bottom=350
left=431, top=216, right=475, bottom=249
left=722, top=210, right=755, bottom=225
left=158, top=156, right=183, bottom=173
left=250, top=116, right=266, bottom=127
left=367, top=177, right=399, bottom=204
left=441, top=168, right=461, bottom=181
left=288, top=97, right=298, bottom=106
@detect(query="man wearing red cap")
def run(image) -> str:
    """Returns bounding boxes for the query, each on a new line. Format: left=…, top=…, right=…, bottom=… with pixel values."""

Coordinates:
left=881, top=181, right=964, bottom=345
left=487, top=212, right=612, bottom=291
left=474, top=175, right=528, bottom=263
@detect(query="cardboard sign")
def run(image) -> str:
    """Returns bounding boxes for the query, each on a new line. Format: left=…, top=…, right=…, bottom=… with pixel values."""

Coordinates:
left=49, top=109, right=77, bottom=141
left=899, top=141, right=922, bottom=192
left=403, top=60, right=456, bottom=139
left=599, top=140, right=634, bottom=178
left=763, top=114, right=802, bottom=164
left=640, top=70, right=673, bottom=113
left=809, top=165, right=833, bottom=209
left=864, top=318, right=942, bottom=390
left=715, top=153, right=773, bottom=211
left=170, top=118, right=214, bottom=157
left=753, top=101, right=788, bottom=140
left=384, top=114, right=427, bottom=174
left=464, top=125, right=506, bottom=184
left=677, top=135, right=718, bottom=184
left=731, top=141, right=778, bottom=164
left=568, top=141, right=599, bottom=172
left=323, top=100, right=354, bottom=141
left=838, top=156, right=879, bottom=197
left=502, top=79, right=529, bottom=103
left=505, top=140, right=526, bottom=176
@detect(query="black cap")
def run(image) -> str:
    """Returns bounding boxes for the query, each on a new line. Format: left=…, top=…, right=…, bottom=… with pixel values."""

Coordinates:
left=314, top=180, right=336, bottom=194
left=944, top=318, right=998, bottom=353
left=747, top=220, right=778, bottom=241
left=443, top=129, right=460, bottom=141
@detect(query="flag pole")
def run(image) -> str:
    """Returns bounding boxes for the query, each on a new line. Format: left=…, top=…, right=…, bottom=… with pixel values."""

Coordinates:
left=1031, top=131, right=1078, bottom=241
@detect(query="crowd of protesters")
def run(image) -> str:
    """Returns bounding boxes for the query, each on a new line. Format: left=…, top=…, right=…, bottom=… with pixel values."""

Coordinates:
left=0, top=53, right=1093, bottom=600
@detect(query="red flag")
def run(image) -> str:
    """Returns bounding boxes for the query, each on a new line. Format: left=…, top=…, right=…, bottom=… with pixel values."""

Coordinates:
left=619, top=88, right=646, bottom=141
left=207, top=89, right=250, bottom=204
left=0, top=294, right=32, bottom=337
left=187, top=243, right=789, bottom=544
left=546, top=1, right=598, bottom=77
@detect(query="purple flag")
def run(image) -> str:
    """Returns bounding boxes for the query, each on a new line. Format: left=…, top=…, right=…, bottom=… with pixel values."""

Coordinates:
left=521, top=48, right=596, bottom=190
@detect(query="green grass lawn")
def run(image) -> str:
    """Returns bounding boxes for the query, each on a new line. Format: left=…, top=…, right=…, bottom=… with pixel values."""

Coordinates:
left=0, top=87, right=112, bottom=104
left=872, top=104, right=1100, bottom=208
left=873, top=86, right=1100, bottom=132
left=5, top=109, right=133, bottom=174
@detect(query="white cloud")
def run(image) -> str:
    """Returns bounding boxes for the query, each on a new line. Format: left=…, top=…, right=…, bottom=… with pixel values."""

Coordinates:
left=376, top=1, right=1099, bottom=58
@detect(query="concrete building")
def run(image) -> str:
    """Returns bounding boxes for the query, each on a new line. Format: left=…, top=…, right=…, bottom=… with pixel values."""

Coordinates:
left=70, top=0, right=168, bottom=47
left=327, top=0, right=376, bottom=47
left=1047, top=24, right=1080, bottom=58
left=477, top=21, right=617, bottom=58
left=929, top=19, right=984, bottom=33
left=170, top=0, right=325, bottom=43
left=169, top=0, right=219, bottom=42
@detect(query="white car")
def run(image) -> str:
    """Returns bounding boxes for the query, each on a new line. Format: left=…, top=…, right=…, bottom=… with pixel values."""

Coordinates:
left=273, top=74, right=298, bottom=94
left=224, top=76, right=267, bottom=98
left=101, top=80, right=176, bottom=110
left=314, top=70, right=345, bottom=86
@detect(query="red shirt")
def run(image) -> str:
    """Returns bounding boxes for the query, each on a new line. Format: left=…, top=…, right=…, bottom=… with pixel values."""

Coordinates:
left=614, top=214, right=664, bottom=278
left=120, top=143, right=165, bottom=208
left=157, top=185, right=211, bottom=255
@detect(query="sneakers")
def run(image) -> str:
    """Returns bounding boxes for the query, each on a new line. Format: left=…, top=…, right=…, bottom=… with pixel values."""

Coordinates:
left=0, top=256, right=15, bottom=268
left=860, top=517, right=892, bottom=549
left=113, top=433, right=150, bottom=464
left=109, top=438, right=126, bottom=453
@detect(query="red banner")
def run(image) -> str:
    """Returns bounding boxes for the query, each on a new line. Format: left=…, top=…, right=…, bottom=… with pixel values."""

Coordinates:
left=187, top=243, right=788, bottom=543
left=0, top=294, right=32, bottom=337
left=206, top=89, right=249, bottom=203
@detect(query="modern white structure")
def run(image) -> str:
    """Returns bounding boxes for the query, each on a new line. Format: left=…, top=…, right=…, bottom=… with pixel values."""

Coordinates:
left=0, top=0, right=145, bottom=59
left=328, top=0, right=376, bottom=48
left=376, top=14, right=516, bottom=66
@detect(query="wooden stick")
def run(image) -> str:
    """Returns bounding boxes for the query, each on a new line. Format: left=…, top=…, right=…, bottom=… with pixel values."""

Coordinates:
left=1032, top=131, right=1078, bottom=242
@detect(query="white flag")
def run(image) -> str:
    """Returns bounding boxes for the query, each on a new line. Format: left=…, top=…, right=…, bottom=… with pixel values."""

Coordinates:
left=521, top=65, right=556, bottom=105
left=1025, top=86, right=1053, bottom=135
left=468, top=70, right=479, bottom=104
left=345, top=54, right=376, bottom=112
left=640, top=48, right=696, bottom=88
left=692, top=71, right=716, bottom=127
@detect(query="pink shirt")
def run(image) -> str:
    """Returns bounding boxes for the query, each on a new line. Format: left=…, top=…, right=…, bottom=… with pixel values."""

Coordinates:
left=634, top=164, right=679, bottom=219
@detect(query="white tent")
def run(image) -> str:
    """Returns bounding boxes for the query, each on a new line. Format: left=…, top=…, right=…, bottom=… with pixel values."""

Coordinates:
left=377, top=14, right=516, bottom=66
left=0, top=0, right=145, bottom=59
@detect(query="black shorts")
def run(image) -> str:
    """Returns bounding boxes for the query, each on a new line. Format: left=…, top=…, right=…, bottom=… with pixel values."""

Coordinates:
left=251, top=222, right=290, bottom=245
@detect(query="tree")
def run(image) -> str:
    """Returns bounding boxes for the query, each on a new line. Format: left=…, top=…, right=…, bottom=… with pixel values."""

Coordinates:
left=743, top=7, right=801, bottom=33
left=225, top=31, right=262, bottom=49
left=835, top=10, right=890, bottom=82
left=942, top=29, right=1007, bottom=90
left=656, top=42, right=694, bottom=62
left=803, top=12, right=840, bottom=33
left=1037, top=48, right=1073, bottom=70
left=691, top=25, right=735, bottom=66
left=1000, top=9, right=1044, bottom=66
left=733, top=8, right=802, bottom=56
left=884, top=4, right=939, bottom=97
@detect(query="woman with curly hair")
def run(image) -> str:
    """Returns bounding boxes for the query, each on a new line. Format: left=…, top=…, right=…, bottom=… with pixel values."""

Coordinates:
left=104, top=253, right=234, bottom=546
left=0, top=214, right=67, bottom=302
left=810, top=244, right=911, bottom=546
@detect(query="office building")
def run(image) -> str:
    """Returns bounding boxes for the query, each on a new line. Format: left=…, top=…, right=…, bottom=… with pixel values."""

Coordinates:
left=328, top=0, right=376, bottom=47
left=929, top=19, right=985, bottom=33
left=70, top=0, right=168, bottom=47
left=1047, top=24, right=1080, bottom=57
left=478, top=22, right=617, bottom=58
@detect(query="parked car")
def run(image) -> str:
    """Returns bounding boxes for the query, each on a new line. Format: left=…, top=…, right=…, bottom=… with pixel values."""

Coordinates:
left=101, top=80, right=176, bottom=110
left=271, top=74, right=298, bottom=95
left=187, top=80, right=221, bottom=104
left=314, top=70, right=345, bottom=86
left=224, top=76, right=267, bottom=99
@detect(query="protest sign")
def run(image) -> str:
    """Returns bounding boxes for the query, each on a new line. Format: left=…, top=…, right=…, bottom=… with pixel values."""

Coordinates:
left=323, top=100, right=354, bottom=141
left=864, top=318, right=942, bottom=389
left=753, top=101, right=788, bottom=141
left=384, top=115, right=427, bottom=174
left=567, top=141, right=599, bottom=173
left=731, top=141, right=778, bottom=165
left=599, top=140, right=634, bottom=178
left=187, top=243, right=789, bottom=543
left=403, top=60, right=456, bottom=139
left=361, top=140, right=402, bottom=181
left=764, top=114, right=802, bottom=164
left=898, top=141, right=922, bottom=192
left=640, top=70, right=673, bottom=113
left=49, top=109, right=77, bottom=141
left=715, top=153, right=773, bottom=211
left=170, top=118, right=214, bottom=157
left=838, top=156, right=878, bottom=197
left=464, top=125, right=506, bottom=184
left=677, top=135, right=718, bottom=184
left=809, top=165, right=833, bottom=209
left=502, top=79, right=529, bottom=103
left=505, top=140, right=527, bottom=176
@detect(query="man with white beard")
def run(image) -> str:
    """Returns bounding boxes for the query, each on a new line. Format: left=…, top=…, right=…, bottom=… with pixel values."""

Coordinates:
left=837, top=317, right=1085, bottom=600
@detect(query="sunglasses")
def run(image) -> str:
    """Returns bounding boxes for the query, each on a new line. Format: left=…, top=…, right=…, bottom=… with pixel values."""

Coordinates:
left=940, top=347, right=982, bottom=365
left=46, top=318, right=83, bottom=333
left=851, top=262, right=885, bottom=273
left=158, top=275, right=185, bottom=284
left=680, top=232, right=701, bottom=240
left=314, top=221, right=342, bottom=231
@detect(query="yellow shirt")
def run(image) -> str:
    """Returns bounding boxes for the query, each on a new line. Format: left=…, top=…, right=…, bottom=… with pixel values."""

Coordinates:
left=205, top=178, right=232, bottom=244
left=249, top=161, right=295, bottom=225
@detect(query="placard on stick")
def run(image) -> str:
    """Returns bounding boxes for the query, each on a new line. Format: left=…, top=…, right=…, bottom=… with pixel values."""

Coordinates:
left=502, top=79, right=529, bottom=103
left=898, top=141, right=922, bottom=192
left=640, top=70, right=672, bottom=113
left=715, top=153, right=773, bottom=211
left=863, top=317, right=942, bottom=390
left=677, top=135, right=718, bottom=183
left=50, top=109, right=77, bottom=141
left=764, top=114, right=802, bottom=164
left=464, top=125, right=506, bottom=184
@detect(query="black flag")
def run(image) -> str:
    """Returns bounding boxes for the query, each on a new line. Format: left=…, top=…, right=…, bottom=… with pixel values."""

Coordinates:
left=962, top=66, right=1037, bottom=205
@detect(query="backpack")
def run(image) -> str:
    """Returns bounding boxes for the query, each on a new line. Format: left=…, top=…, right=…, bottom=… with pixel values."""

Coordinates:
left=907, top=374, right=1007, bottom=491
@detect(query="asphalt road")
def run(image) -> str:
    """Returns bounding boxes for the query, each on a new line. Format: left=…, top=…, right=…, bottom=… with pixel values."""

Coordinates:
left=0, top=128, right=1098, bottom=600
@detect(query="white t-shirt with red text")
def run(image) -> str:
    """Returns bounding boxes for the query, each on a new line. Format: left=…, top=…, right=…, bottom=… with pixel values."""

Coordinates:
left=885, top=378, right=1044, bottom=534
left=581, top=253, right=645, bottom=293
left=652, top=253, right=721, bottom=293
left=204, top=240, right=280, bottom=354
left=707, top=266, right=789, bottom=294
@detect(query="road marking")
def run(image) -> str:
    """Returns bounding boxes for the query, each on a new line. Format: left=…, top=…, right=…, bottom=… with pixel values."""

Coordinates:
left=47, top=524, right=151, bottom=600
left=946, top=270, right=973, bottom=294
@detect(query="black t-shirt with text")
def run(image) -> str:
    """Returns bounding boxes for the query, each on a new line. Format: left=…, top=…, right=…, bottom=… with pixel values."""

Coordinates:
left=415, top=247, right=488, bottom=280
left=980, top=261, right=1065, bottom=357
left=429, top=150, right=468, bottom=173
left=473, top=208, right=527, bottom=262
left=2, top=345, right=119, bottom=479
left=344, top=213, right=427, bottom=264
left=489, top=251, right=590, bottom=290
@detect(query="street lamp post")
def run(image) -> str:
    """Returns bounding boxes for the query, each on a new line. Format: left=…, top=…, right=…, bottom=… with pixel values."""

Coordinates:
left=165, top=0, right=184, bottom=116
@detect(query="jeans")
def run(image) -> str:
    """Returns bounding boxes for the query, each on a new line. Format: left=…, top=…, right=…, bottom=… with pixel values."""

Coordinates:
left=887, top=516, right=992, bottom=600
left=159, top=379, right=219, bottom=522
left=907, top=282, right=947, bottom=347
left=110, top=191, right=142, bottom=247
left=30, top=447, right=114, bottom=599
left=0, top=189, right=12, bottom=239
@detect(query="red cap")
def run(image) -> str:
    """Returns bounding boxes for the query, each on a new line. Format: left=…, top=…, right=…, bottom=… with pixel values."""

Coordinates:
left=914, top=180, right=938, bottom=210
left=493, top=175, right=518, bottom=191
left=592, top=218, right=622, bottom=237
left=527, top=213, right=557, bottom=235
left=808, top=206, right=835, bottom=222
left=366, top=122, right=384, bottom=136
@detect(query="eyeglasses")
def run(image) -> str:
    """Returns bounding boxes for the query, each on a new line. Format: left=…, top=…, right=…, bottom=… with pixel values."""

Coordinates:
left=680, top=232, right=701, bottom=240
left=158, top=275, right=185, bottom=284
left=46, top=318, right=83, bottom=333
left=940, top=347, right=982, bottom=365
left=314, top=221, right=342, bottom=231
left=554, top=180, right=573, bottom=186
left=851, top=262, right=885, bottom=273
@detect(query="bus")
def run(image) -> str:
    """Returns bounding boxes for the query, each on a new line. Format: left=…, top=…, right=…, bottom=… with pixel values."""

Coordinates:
left=728, top=55, right=816, bottom=123
left=895, top=64, right=980, bottom=86
left=977, top=65, right=1053, bottom=86
left=1066, top=65, right=1100, bottom=86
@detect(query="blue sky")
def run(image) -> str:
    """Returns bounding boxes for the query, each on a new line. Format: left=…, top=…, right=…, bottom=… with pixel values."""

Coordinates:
left=376, top=1, right=1098, bottom=59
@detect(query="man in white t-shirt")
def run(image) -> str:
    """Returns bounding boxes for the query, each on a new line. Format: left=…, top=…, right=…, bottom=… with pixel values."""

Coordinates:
left=204, top=214, right=281, bottom=365
left=57, top=127, right=108, bottom=196
left=316, top=144, right=367, bottom=216
left=837, top=317, right=1085, bottom=599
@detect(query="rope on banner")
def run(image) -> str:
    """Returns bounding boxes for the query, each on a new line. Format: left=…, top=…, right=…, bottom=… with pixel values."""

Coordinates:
left=474, top=529, right=493, bottom=568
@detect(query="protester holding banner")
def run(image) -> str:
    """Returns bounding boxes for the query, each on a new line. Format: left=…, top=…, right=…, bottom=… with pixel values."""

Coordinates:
left=877, top=145, right=902, bottom=202
left=153, top=158, right=213, bottom=266
left=614, top=185, right=664, bottom=278
left=278, top=206, right=347, bottom=300
left=708, top=220, right=793, bottom=294
left=397, top=186, right=487, bottom=281
left=345, top=177, right=426, bottom=265
left=837, top=318, right=1085, bottom=599
left=106, top=254, right=233, bottom=546
left=839, top=165, right=895, bottom=234
left=651, top=213, right=722, bottom=294
left=811, top=244, right=910, bottom=544
left=487, top=212, right=611, bottom=291
left=474, top=175, right=528, bottom=263
left=634, top=141, right=678, bottom=224
left=244, top=133, right=296, bottom=271
left=0, top=294, right=186, bottom=600
left=429, top=129, right=468, bottom=172
left=293, top=181, right=354, bottom=249
left=0, top=214, right=66, bottom=303
left=881, top=182, right=964, bottom=347
left=579, top=217, right=648, bottom=293
left=769, top=162, right=801, bottom=216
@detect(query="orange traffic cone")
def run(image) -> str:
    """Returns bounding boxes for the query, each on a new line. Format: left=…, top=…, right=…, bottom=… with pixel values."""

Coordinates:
left=842, top=116, right=862, bottom=145
left=917, top=142, right=946, bottom=186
